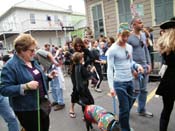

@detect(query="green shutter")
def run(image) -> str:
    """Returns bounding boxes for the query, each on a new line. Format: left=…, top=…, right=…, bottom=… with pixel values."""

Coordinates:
left=118, top=0, right=132, bottom=23
left=155, top=0, right=173, bottom=24
left=92, top=4, right=104, bottom=39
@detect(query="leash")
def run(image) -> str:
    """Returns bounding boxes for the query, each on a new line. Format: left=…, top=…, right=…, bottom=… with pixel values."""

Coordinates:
left=138, top=72, right=146, bottom=90
left=112, top=96, right=117, bottom=115
left=37, top=89, right=41, bottom=131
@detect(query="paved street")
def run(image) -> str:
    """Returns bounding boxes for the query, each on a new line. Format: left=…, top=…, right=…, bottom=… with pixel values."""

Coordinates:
left=0, top=76, right=175, bottom=131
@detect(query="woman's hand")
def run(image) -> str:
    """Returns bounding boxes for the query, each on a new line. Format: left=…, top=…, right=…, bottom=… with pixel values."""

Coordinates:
left=26, top=81, right=39, bottom=90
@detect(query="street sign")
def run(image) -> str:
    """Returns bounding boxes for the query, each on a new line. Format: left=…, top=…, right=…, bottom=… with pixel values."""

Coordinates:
left=62, top=26, right=74, bottom=31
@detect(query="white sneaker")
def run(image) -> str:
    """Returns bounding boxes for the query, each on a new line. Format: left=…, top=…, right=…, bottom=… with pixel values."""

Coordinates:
left=130, top=128, right=134, bottom=131
left=95, top=88, right=102, bottom=93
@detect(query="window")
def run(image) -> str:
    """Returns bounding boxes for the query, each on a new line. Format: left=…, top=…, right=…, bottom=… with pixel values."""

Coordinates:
left=47, top=16, right=51, bottom=21
left=30, top=14, right=35, bottom=24
left=118, top=0, right=132, bottom=23
left=54, top=15, right=58, bottom=24
left=92, top=3, right=104, bottom=39
left=154, top=0, right=173, bottom=24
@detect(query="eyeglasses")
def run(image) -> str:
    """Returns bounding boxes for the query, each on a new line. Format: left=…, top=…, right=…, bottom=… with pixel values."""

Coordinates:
left=27, top=48, right=36, bottom=53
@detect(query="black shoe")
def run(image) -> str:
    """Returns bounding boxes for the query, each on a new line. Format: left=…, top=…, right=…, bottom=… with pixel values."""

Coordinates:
left=136, top=111, right=153, bottom=118
left=51, top=102, right=58, bottom=107
left=54, top=104, right=65, bottom=111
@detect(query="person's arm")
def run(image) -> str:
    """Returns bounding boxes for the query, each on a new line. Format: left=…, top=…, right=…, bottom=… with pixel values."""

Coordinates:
left=47, top=52, right=59, bottom=66
left=107, top=48, right=115, bottom=90
left=144, top=46, right=152, bottom=73
left=0, top=65, right=39, bottom=96
left=36, top=49, right=59, bottom=66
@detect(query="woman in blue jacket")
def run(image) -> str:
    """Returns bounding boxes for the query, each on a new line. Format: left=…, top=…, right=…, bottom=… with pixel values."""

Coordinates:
left=0, top=34, right=56, bottom=131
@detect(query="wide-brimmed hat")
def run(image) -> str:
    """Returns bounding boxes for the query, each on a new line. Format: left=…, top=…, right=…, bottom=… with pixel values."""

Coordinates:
left=160, top=17, right=175, bottom=29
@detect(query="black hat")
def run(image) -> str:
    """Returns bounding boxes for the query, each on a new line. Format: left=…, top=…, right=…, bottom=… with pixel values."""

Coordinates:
left=160, top=17, right=175, bottom=29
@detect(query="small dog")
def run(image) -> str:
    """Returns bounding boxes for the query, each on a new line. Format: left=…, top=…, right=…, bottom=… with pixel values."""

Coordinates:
left=82, top=104, right=120, bottom=131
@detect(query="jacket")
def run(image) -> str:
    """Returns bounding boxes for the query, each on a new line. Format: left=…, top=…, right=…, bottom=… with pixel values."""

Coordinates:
left=156, top=52, right=175, bottom=97
left=0, top=54, right=49, bottom=111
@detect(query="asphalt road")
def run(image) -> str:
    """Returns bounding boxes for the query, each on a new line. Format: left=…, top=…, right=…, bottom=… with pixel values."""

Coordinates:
left=0, top=76, right=175, bottom=131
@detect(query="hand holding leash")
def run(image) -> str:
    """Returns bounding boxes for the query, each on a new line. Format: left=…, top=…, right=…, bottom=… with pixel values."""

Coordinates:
left=110, top=88, right=116, bottom=97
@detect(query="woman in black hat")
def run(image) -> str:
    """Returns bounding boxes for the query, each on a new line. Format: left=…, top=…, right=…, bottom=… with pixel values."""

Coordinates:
left=156, top=17, right=175, bottom=131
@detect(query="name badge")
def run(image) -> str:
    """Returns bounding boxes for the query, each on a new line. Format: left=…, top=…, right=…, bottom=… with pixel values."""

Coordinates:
left=33, top=69, right=40, bottom=75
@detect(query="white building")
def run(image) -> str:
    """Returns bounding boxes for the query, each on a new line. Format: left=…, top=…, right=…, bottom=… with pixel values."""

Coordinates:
left=0, top=0, right=85, bottom=49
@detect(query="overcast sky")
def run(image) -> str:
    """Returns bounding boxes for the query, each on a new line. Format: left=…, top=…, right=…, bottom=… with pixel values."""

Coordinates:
left=0, top=0, right=85, bottom=16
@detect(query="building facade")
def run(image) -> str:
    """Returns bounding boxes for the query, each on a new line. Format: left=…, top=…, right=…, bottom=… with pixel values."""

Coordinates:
left=0, top=0, right=86, bottom=50
left=84, top=0, right=175, bottom=39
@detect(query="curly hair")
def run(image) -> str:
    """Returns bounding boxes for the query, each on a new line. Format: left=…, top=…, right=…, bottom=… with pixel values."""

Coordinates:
left=73, top=37, right=85, bottom=51
left=157, top=28, right=175, bottom=54
left=14, top=34, right=37, bottom=53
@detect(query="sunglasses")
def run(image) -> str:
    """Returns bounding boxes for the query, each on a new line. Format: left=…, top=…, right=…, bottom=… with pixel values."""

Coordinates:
left=139, top=40, right=144, bottom=48
left=125, top=50, right=130, bottom=59
left=27, top=48, right=36, bottom=53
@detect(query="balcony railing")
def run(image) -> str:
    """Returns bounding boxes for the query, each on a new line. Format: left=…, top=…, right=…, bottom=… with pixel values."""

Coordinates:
left=0, top=19, right=74, bottom=34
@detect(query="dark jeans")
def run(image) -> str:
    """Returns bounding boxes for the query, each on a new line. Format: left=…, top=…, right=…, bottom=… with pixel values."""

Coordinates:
left=15, top=110, right=50, bottom=131
left=160, top=96, right=175, bottom=131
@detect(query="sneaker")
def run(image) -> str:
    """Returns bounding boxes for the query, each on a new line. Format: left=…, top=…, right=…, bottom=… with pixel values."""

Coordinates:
left=136, top=111, right=153, bottom=118
left=130, top=128, right=134, bottom=131
left=95, top=88, right=102, bottom=93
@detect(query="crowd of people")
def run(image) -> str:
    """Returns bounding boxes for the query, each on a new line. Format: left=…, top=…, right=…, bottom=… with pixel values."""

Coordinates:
left=0, top=16, right=174, bottom=131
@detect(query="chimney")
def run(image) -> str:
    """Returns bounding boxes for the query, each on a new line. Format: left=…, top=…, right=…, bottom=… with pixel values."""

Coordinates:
left=68, top=5, right=73, bottom=12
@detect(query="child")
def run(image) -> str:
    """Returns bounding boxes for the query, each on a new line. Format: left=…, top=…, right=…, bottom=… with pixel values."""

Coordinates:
left=72, top=52, right=94, bottom=111
left=50, top=64, right=65, bottom=111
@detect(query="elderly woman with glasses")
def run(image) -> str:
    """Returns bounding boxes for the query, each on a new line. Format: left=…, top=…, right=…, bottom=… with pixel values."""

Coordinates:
left=0, top=34, right=57, bottom=131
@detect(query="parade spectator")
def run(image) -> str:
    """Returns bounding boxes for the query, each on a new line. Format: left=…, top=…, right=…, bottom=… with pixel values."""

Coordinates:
left=107, top=23, right=143, bottom=131
left=69, top=37, right=93, bottom=118
left=91, top=40, right=104, bottom=92
left=36, top=47, right=59, bottom=72
left=128, top=17, right=153, bottom=118
left=155, top=17, right=175, bottom=131
left=107, top=36, right=115, bottom=48
left=0, top=34, right=57, bottom=131
left=143, top=27, right=154, bottom=69
left=0, top=54, right=20, bottom=131
left=63, top=46, right=72, bottom=75
left=50, top=64, right=65, bottom=111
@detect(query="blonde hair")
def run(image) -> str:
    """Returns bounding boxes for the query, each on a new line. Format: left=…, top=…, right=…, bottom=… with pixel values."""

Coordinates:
left=157, top=28, right=175, bottom=54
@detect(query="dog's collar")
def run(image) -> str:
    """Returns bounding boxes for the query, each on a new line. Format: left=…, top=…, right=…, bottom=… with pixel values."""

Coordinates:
left=110, top=120, right=117, bottom=131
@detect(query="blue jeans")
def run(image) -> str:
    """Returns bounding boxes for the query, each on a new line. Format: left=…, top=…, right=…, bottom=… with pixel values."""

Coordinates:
left=133, top=72, right=149, bottom=113
left=114, top=81, right=135, bottom=131
left=0, top=95, right=19, bottom=131
left=50, top=77, right=64, bottom=105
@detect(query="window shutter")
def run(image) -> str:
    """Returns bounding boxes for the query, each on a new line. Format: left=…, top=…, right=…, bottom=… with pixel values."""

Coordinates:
left=118, top=0, right=132, bottom=23
left=155, top=0, right=173, bottom=24
left=92, top=4, right=104, bottom=39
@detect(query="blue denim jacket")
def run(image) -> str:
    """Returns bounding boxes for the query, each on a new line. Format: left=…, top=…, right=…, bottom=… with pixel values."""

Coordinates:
left=0, top=54, right=49, bottom=111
